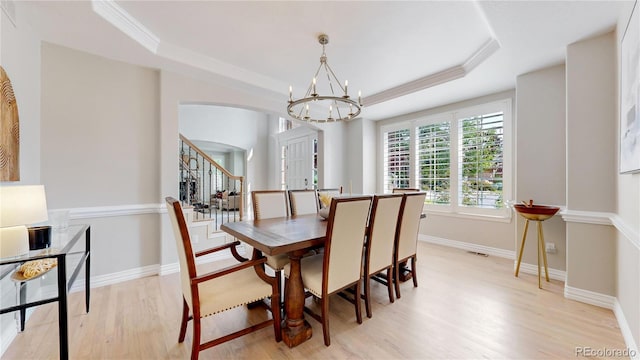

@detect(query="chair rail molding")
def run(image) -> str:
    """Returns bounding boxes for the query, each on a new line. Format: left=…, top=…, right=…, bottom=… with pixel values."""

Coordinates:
left=560, top=209, right=640, bottom=250
left=59, top=203, right=164, bottom=220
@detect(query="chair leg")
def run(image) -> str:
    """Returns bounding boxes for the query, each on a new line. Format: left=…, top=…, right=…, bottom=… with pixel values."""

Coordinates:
left=321, top=297, right=331, bottom=346
left=394, top=261, right=402, bottom=299
left=179, top=298, right=189, bottom=342
left=191, top=316, right=201, bottom=360
left=354, top=282, right=362, bottom=324
left=364, top=274, right=372, bottom=318
left=276, top=269, right=284, bottom=318
left=272, top=279, right=282, bottom=342
left=386, top=268, right=395, bottom=303
left=411, top=256, right=418, bottom=288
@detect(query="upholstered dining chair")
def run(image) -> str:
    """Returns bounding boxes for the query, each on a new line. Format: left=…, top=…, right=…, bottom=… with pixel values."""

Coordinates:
left=392, top=187, right=420, bottom=193
left=363, top=194, right=404, bottom=318
left=284, top=196, right=373, bottom=346
left=251, top=190, right=292, bottom=306
left=165, top=197, right=281, bottom=360
left=394, top=192, right=427, bottom=299
left=288, top=189, right=319, bottom=216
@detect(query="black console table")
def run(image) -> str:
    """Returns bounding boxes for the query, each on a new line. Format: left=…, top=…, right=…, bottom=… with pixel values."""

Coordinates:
left=0, top=224, right=91, bottom=360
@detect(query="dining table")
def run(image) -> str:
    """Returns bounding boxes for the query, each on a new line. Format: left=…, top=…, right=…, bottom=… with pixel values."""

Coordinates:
left=220, top=213, right=327, bottom=347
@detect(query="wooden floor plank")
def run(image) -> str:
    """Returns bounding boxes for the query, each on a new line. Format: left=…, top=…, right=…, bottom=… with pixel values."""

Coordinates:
left=2, top=242, right=628, bottom=359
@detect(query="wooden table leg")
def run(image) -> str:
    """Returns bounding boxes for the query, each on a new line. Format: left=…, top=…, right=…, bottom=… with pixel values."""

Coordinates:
left=282, top=249, right=312, bottom=347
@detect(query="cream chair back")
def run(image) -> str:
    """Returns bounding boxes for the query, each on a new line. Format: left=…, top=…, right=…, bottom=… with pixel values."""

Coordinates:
left=367, top=194, right=404, bottom=274
left=252, top=190, right=289, bottom=219
left=166, top=198, right=196, bottom=309
left=288, top=189, right=318, bottom=216
left=396, top=192, right=427, bottom=261
left=324, top=196, right=372, bottom=293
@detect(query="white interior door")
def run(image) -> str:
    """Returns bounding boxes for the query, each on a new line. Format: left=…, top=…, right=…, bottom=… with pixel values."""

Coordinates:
left=285, top=135, right=312, bottom=190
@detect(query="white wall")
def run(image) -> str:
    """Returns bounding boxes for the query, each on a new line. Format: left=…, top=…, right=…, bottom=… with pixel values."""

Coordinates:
left=0, top=10, right=41, bottom=185
left=0, top=8, right=42, bottom=354
left=316, top=121, right=347, bottom=190
left=346, top=119, right=363, bottom=194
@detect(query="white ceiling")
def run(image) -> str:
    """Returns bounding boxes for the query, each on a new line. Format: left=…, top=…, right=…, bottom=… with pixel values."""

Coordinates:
left=11, top=0, right=631, bottom=121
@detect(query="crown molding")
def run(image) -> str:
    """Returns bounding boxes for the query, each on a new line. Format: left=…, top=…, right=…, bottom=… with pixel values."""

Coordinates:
left=91, top=0, right=160, bottom=53
left=362, top=38, right=500, bottom=107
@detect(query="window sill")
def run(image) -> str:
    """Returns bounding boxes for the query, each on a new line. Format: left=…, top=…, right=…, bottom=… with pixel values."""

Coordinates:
left=423, top=207, right=513, bottom=223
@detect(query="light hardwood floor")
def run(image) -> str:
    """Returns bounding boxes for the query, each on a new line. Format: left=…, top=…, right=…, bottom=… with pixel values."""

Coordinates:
left=3, top=242, right=628, bottom=359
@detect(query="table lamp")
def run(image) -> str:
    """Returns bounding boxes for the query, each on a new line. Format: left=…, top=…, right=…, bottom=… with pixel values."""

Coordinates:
left=0, top=185, right=48, bottom=258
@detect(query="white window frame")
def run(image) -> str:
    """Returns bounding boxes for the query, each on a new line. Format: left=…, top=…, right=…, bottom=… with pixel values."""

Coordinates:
left=381, top=99, right=513, bottom=220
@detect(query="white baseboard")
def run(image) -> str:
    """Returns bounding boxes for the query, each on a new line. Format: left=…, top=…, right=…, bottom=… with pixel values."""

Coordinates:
left=421, top=234, right=566, bottom=281
left=70, top=264, right=159, bottom=292
left=614, top=299, right=640, bottom=360
left=516, top=262, right=566, bottom=282
left=420, top=234, right=516, bottom=259
left=564, top=285, right=616, bottom=309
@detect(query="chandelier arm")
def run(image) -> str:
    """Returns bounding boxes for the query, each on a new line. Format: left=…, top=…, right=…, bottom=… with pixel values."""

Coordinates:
left=323, top=62, right=338, bottom=97
left=333, top=98, right=344, bottom=122
left=324, top=62, right=346, bottom=95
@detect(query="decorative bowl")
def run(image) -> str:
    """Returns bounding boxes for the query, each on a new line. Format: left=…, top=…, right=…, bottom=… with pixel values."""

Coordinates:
left=318, top=207, right=330, bottom=220
left=513, top=204, right=560, bottom=221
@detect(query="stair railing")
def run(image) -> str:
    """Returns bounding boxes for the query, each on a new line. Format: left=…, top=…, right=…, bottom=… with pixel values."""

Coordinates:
left=179, top=134, right=244, bottom=231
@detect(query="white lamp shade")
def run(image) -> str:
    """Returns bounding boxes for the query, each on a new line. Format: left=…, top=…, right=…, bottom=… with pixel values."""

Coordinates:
left=0, top=185, right=49, bottom=227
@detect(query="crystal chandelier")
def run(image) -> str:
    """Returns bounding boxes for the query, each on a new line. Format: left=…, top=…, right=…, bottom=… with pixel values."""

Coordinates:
left=287, top=34, right=362, bottom=123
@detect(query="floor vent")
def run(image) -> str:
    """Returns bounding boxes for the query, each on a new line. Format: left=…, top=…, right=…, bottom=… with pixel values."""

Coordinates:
left=467, top=251, right=489, bottom=257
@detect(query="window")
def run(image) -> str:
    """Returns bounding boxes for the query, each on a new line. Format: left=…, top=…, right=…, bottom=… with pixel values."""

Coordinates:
left=383, top=127, right=411, bottom=192
left=280, top=145, right=286, bottom=190
left=417, top=121, right=450, bottom=205
left=382, top=99, right=512, bottom=218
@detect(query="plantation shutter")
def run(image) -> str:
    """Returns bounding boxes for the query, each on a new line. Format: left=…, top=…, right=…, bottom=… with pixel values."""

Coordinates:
left=458, top=111, right=504, bottom=208
left=383, top=128, right=411, bottom=192
left=416, top=121, right=451, bottom=204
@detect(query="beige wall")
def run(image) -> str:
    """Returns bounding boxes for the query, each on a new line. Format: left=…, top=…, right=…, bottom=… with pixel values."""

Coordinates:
left=40, top=43, right=161, bottom=274
left=615, top=2, right=640, bottom=349
left=41, top=43, right=160, bottom=207
left=565, top=32, right=617, bottom=294
left=515, top=65, right=567, bottom=271
left=566, top=223, right=616, bottom=294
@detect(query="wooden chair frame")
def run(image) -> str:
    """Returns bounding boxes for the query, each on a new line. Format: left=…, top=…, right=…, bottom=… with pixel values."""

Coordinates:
left=300, top=196, right=372, bottom=346
left=166, top=197, right=281, bottom=360
left=362, top=194, right=404, bottom=318
left=251, top=190, right=291, bottom=314
left=393, top=192, right=426, bottom=299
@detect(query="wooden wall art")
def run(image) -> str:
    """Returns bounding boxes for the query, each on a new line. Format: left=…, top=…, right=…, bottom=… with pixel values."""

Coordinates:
left=0, top=65, right=20, bottom=181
